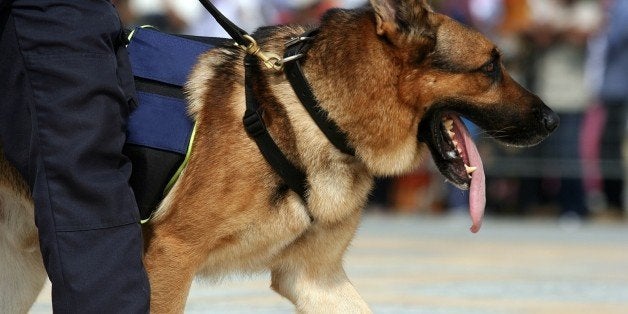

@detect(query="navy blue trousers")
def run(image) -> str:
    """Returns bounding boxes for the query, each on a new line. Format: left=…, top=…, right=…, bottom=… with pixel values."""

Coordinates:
left=0, top=0, right=150, bottom=312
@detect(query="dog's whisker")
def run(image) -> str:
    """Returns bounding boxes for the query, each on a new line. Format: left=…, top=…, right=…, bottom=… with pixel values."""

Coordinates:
left=471, top=126, right=517, bottom=138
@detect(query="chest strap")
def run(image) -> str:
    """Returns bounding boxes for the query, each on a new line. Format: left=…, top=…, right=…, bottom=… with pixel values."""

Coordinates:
left=283, top=30, right=356, bottom=157
left=243, top=55, right=313, bottom=221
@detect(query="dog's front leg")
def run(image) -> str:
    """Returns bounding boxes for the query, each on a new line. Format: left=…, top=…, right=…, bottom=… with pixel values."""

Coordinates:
left=270, top=212, right=371, bottom=314
left=143, top=224, right=200, bottom=314
left=0, top=156, right=47, bottom=313
left=0, top=236, right=45, bottom=313
left=0, top=190, right=46, bottom=313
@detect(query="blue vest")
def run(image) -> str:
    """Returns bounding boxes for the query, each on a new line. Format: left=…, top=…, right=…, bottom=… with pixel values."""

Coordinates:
left=125, top=27, right=228, bottom=219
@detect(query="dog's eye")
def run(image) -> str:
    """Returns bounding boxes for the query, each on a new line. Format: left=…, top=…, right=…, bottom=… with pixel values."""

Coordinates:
left=481, top=59, right=500, bottom=79
left=482, top=60, right=497, bottom=74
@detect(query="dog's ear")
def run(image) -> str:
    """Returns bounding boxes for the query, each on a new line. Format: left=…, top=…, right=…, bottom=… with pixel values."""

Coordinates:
left=370, top=0, right=435, bottom=42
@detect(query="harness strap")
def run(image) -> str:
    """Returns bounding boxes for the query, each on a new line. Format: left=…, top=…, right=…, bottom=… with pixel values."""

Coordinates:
left=198, top=1, right=354, bottom=211
left=244, top=56, right=312, bottom=220
left=283, top=30, right=356, bottom=156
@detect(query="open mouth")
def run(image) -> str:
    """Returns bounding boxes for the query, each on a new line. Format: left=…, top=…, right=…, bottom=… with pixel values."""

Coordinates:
left=419, top=111, right=486, bottom=233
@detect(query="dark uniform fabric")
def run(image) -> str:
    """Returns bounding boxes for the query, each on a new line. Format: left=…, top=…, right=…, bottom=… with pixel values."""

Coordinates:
left=0, top=0, right=150, bottom=312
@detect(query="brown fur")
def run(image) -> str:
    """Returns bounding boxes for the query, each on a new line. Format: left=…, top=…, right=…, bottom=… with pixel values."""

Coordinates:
left=0, top=147, right=46, bottom=313
left=0, top=0, right=556, bottom=313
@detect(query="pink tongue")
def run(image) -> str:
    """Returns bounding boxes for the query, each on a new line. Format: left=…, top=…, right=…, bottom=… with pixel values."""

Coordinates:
left=452, top=117, right=486, bottom=233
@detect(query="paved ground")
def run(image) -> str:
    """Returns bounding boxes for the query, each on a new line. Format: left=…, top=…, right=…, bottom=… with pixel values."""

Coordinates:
left=31, top=213, right=628, bottom=313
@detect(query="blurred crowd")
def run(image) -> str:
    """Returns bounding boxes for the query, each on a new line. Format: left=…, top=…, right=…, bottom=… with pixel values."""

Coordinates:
left=113, top=0, right=628, bottom=222
left=112, top=0, right=365, bottom=35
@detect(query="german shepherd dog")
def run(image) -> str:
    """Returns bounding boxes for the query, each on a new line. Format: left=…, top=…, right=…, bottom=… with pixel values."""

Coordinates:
left=1, top=0, right=558, bottom=312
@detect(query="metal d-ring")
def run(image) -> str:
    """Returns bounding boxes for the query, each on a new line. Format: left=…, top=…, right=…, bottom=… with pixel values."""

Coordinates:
left=236, top=35, right=308, bottom=71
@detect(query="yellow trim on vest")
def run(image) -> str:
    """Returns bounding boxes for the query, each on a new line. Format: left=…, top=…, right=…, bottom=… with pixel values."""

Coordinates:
left=140, top=121, right=197, bottom=225
left=164, top=120, right=197, bottom=195
left=127, top=25, right=159, bottom=43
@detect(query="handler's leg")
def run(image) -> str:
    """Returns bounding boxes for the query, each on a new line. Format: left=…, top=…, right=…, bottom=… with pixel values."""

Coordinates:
left=0, top=1, right=149, bottom=312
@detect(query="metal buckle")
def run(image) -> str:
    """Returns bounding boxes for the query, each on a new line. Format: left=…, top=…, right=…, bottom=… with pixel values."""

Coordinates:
left=285, top=36, right=313, bottom=48
left=281, top=53, right=305, bottom=64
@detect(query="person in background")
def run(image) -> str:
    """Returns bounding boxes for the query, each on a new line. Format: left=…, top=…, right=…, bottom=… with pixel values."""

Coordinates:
left=128, top=0, right=208, bottom=33
left=598, top=0, right=628, bottom=217
left=527, top=0, right=603, bottom=220
left=0, top=0, right=150, bottom=312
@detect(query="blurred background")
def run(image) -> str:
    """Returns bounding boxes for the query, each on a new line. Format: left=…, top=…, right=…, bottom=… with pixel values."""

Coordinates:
left=31, top=1, right=628, bottom=313
left=113, top=0, right=628, bottom=225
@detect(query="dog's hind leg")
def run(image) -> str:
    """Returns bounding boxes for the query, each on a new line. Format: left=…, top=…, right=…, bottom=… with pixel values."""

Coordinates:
left=270, top=213, right=371, bottom=314
left=0, top=160, right=46, bottom=313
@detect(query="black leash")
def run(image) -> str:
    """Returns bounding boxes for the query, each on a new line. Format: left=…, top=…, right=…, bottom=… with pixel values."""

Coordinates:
left=197, top=0, right=249, bottom=47
left=199, top=0, right=356, bottom=205
left=198, top=0, right=284, bottom=70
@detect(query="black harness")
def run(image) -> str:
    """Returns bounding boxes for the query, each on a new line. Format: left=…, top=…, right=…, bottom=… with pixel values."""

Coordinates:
left=243, top=56, right=309, bottom=201
left=199, top=0, right=355, bottom=205
left=283, top=30, right=356, bottom=157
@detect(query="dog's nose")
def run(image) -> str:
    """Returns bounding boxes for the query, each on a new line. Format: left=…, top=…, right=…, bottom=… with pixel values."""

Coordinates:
left=541, top=106, right=559, bottom=132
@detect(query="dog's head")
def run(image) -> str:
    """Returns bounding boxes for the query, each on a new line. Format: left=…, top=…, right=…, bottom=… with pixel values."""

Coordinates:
left=367, top=0, right=558, bottom=231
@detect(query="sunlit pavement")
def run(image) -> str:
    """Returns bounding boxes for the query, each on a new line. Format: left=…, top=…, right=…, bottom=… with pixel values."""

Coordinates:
left=31, top=213, right=628, bottom=313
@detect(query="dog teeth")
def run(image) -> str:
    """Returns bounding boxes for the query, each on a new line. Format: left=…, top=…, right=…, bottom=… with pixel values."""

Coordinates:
left=444, top=119, right=457, bottom=147
left=443, top=118, right=465, bottom=160
left=442, top=118, right=475, bottom=179
left=443, top=119, right=454, bottom=130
